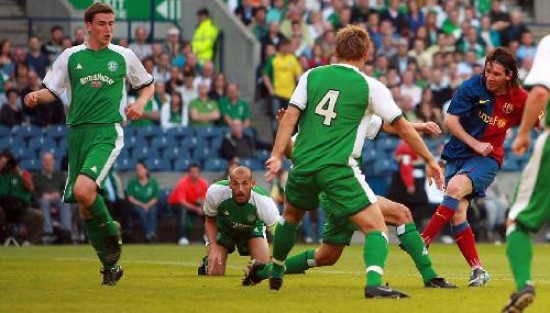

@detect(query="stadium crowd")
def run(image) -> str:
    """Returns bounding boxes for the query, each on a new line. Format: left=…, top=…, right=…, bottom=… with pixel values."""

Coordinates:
left=0, top=0, right=545, bottom=245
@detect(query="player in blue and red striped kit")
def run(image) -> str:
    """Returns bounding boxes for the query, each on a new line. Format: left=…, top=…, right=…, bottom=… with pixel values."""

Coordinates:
left=421, top=47, right=528, bottom=287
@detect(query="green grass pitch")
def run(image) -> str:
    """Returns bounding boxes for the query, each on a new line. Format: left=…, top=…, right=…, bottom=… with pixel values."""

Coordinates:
left=1, top=243, right=549, bottom=312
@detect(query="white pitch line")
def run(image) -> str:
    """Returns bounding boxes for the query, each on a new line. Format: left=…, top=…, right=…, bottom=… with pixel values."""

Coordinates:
left=52, top=257, right=550, bottom=285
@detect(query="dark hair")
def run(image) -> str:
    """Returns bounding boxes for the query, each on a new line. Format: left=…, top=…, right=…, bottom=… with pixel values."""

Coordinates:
left=5, top=88, right=19, bottom=98
left=188, top=163, right=201, bottom=171
left=197, top=8, right=209, bottom=17
left=51, top=25, right=63, bottom=33
left=254, top=6, right=267, bottom=15
left=0, top=150, right=17, bottom=173
left=136, top=160, right=150, bottom=178
left=483, top=47, right=519, bottom=87
left=84, top=2, right=114, bottom=23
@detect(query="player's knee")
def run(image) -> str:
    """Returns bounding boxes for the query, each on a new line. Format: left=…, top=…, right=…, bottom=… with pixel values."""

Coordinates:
left=446, top=176, right=471, bottom=198
left=73, top=183, right=95, bottom=206
left=396, top=204, right=413, bottom=224
left=451, top=211, right=466, bottom=224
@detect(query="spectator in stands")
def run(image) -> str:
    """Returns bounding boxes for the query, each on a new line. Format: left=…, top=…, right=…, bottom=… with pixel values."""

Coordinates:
left=479, top=180, right=508, bottom=244
left=172, top=41, right=191, bottom=68
left=516, top=31, right=537, bottom=63
left=517, top=56, right=533, bottom=82
left=169, top=163, right=208, bottom=245
left=235, top=0, right=255, bottom=26
left=25, top=35, right=49, bottom=79
left=408, top=37, right=431, bottom=68
left=44, top=25, right=64, bottom=62
left=126, top=161, right=159, bottom=243
left=208, top=73, right=227, bottom=102
left=307, top=43, right=328, bottom=69
left=489, top=0, right=510, bottom=41
left=72, top=26, right=86, bottom=46
left=380, top=0, right=408, bottom=35
left=399, top=94, right=418, bottom=122
left=219, top=119, right=255, bottom=161
left=307, top=10, right=326, bottom=43
left=193, top=60, right=215, bottom=91
left=350, top=0, right=372, bottom=24
left=192, top=8, right=219, bottom=65
left=503, top=10, right=528, bottom=47
left=457, top=27, right=486, bottom=59
left=165, top=66, right=183, bottom=95
left=219, top=83, right=251, bottom=127
left=165, top=27, right=182, bottom=58
left=178, top=68, right=198, bottom=108
left=142, top=56, right=154, bottom=75
left=249, top=6, right=268, bottom=41
left=422, top=0, right=445, bottom=28
left=21, top=70, right=65, bottom=127
left=33, top=152, right=72, bottom=243
left=262, top=38, right=301, bottom=117
left=416, top=89, right=443, bottom=128
left=260, top=21, right=285, bottom=61
left=479, top=15, right=501, bottom=50
left=400, top=70, right=422, bottom=108
left=129, top=26, right=152, bottom=61
left=161, top=91, right=188, bottom=130
left=0, top=39, right=14, bottom=79
left=266, top=0, right=285, bottom=24
left=442, top=10, right=461, bottom=39
left=291, top=21, right=312, bottom=57
left=154, top=81, right=170, bottom=110
left=390, top=38, right=417, bottom=75
left=189, top=82, right=220, bottom=127
left=280, top=6, right=311, bottom=47
left=430, top=68, right=454, bottom=110
left=0, top=89, right=25, bottom=127
left=406, top=0, right=424, bottom=34
left=153, top=53, right=172, bottom=83
left=0, top=151, right=44, bottom=245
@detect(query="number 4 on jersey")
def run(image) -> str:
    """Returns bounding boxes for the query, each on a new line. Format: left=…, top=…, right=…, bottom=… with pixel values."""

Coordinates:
left=315, top=90, right=339, bottom=126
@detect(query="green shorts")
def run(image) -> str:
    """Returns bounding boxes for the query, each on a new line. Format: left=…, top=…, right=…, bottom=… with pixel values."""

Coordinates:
left=285, top=165, right=377, bottom=218
left=321, top=214, right=357, bottom=246
left=217, top=226, right=265, bottom=256
left=509, top=131, right=550, bottom=232
left=63, top=123, right=124, bottom=203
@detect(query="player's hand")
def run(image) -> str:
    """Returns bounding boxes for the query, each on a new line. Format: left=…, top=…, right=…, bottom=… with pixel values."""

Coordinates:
left=420, top=122, right=442, bottom=136
left=425, top=159, right=445, bottom=190
left=207, top=246, right=224, bottom=275
left=512, top=133, right=530, bottom=156
left=471, top=141, right=493, bottom=157
left=24, top=91, right=40, bottom=108
left=276, top=108, right=286, bottom=124
left=265, top=156, right=281, bottom=182
left=125, top=102, right=144, bottom=120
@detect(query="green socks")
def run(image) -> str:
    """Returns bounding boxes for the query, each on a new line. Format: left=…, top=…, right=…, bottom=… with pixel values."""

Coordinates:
left=506, top=224, right=533, bottom=290
left=397, top=223, right=438, bottom=283
left=84, top=194, right=121, bottom=269
left=364, top=231, right=389, bottom=287
left=258, top=249, right=317, bottom=280
left=271, top=221, right=299, bottom=279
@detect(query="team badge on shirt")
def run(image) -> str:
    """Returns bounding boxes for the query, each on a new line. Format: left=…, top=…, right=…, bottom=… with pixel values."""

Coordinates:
left=497, top=119, right=507, bottom=129
left=107, top=61, right=119, bottom=72
left=503, top=102, right=514, bottom=114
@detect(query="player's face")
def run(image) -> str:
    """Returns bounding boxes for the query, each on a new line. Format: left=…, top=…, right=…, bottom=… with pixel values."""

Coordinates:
left=86, top=13, right=114, bottom=48
left=484, top=61, right=512, bottom=94
left=229, top=175, right=255, bottom=205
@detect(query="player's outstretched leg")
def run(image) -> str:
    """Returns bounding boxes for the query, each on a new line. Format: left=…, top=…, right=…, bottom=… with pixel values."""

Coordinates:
left=243, top=249, right=317, bottom=286
left=449, top=221, right=490, bottom=287
left=396, top=223, right=457, bottom=288
left=269, top=220, right=299, bottom=290
left=502, top=284, right=535, bottom=313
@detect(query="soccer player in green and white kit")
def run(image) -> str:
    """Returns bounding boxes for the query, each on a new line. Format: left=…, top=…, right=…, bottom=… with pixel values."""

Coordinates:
left=24, top=3, right=154, bottom=286
left=502, top=34, right=550, bottom=313
left=243, top=111, right=456, bottom=289
left=265, top=25, right=444, bottom=298
left=198, top=166, right=280, bottom=276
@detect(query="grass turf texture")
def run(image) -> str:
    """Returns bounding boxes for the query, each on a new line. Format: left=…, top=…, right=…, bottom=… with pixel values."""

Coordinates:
left=1, top=244, right=549, bottom=313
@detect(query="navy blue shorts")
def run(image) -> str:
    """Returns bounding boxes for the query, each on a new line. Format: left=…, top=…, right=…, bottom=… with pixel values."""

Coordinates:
left=445, top=156, right=499, bottom=198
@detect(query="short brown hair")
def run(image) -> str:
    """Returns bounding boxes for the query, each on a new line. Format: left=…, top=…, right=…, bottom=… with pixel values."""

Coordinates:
left=483, top=47, right=519, bottom=87
left=335, top=25, right=371, bottom=61
left=84, top=2, right=114, bottom=23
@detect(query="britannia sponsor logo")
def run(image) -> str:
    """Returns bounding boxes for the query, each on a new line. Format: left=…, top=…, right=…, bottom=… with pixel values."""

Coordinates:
left=80, top=73, right=115, bottom=86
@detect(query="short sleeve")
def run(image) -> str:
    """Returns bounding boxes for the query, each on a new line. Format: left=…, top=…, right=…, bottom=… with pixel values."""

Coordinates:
left=42, top=49, right=71, bottom=97
left=364, top=114, right=383, bottom=140
left=364, top=75, right=402, bottom=124
left=109, top=44, right=153, bottom=90
left=203, top=184, right=228, bottom=217
left=447, top=83, right=474, bottom=117
left=253, top=192, right=280, bottom=227
left=289, top=69, right=311, bottom=110
left=524, top=35, right=550, bottom=90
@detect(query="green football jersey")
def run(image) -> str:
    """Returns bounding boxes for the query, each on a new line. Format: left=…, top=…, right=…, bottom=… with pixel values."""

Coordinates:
left=523, top=35, right=550, bottom=127
left=203, top=180, right=279, bottom=235
left=125, top=176, right=159, bottom=204
left=0, top=172, right=32, bottom=204
left=290, top=64, right=402, bottom=172
left=43, top=44, right=153, bottom=126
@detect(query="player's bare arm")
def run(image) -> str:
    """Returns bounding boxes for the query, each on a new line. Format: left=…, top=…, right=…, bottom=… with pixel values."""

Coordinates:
left=392, top=116, right=444, bottom=190
left=445, top=113, right=493, bottom=156
left=382, top=120, right=441, bottom=136
left=125, top=83, right=155, bottom=120
left=204, top=216, right=224, bottom=275
left=265, top=105, right=301, bottom=181
left=23, top=88, right=58, bottom=108
left=513, top=86, right=549, bottom=155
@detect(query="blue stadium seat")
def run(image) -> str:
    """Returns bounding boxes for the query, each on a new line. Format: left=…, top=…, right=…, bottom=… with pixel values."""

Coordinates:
left=162, top=146, right=190, bottom=162
left=124, top=134, right=146, bottom=151
left=118, top=148, right=130, bottom=160
left=375, top=136, right=400, bottom=153
left=57, top=138, right=67, bottom=150
left=157, top=188, right=173, bottom=219
left=203, top=158, right=228, bottom=171
left=0, top=136, right=15, bottom=151
left=362, top=139, right=376, bottom=152
left=0, top=125, right=11, bottom=137
left=11, top=147, right=35, bottom=161
left=132, top=146, right=160, bottom=161
left=362, top=149, right=378, bottom=163
left=501, top=158, right=519, bottom=172
left=12, top=125, right=43, bottom=142
left=173, top=158, right=198, bottom=172
left=144, top=157, right=170, bottom=172
left=20, top=158, right=41, bottom=172
left=371, top=159, right=394, bottom=177
left=240, top=158, right=264, bottom=171
left=150, top=136, right=177, bottom=151
left=28, top=137, right=57, bottom=152
left=114, top=157, right=137, bottom=172
left=165, top=127, right=194, bottom=141
left=256, top=149, right=270, bottom=163
left=194, top=126, right=225, bottom=140
left=192, top=146, right=212, bottom=161
left=133, top=125, right=162, bottom=140
left=45, top=125, right=67, bottom=141
left=209, top=135, right=223, bottom=151
left=180, top=136, right=209, bottom=151
left=39, top=147, right=65, bottom=159
left=282, top=159, right=292, bottom=170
